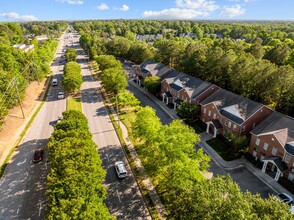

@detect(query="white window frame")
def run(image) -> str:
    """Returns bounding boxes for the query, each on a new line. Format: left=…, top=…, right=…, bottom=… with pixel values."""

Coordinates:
left=263, top=143, right=268, bottom=151
left=213, top=113, right=216, bottom=119
left=228, top=121, right=232, bottom=128
left=233, top=124, right=237, bottom=130
left=208, top=110, right=211, bottom=117
left=283, top=153, right=291, bottom=163
left=204, top=108, right=206, bottom=114
left=272, top=147, right=277, bottom=156
left=255, top=138, right=260, bottom=146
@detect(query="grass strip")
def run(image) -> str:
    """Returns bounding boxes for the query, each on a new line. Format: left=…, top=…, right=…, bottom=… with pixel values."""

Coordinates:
left=67, top=97, right=82, bottom=111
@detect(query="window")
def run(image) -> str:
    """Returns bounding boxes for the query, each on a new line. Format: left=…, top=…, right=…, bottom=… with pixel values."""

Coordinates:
left=284, top=153, right=291, bottom=163
left=228, top=121, right=232, bottom=128
left=288, top=173, right=294, bottom=182
left=208, top=110, right=211, bottom=117
left=233, top=124, right=237, bottom=130
left=255, top=138, right=260, bottom=146
left=204, top=108, right=206, bottom=114
left=196, top=100, right=199, bottom=105
left=213, top=113, right=216, bottom=119
left=252, top=150, right=257, bottom=157
left=263, top=143, right=268, bottom=151
left=225, top=120, right=229, bottom=126
left=242, top=125, right=246, bottom=131
left=220, top=117, right=224, bottom=123
left=272, top=147, right=277, bottom=156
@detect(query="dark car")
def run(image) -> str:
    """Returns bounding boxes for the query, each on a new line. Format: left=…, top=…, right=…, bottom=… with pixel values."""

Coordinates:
left=33, top=148, right=44, bottom=163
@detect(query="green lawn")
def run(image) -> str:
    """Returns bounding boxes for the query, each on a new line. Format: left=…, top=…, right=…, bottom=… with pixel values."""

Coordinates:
left=206, top=138, right=238, bottom=161
left=67, top=97, right=82, bottom=111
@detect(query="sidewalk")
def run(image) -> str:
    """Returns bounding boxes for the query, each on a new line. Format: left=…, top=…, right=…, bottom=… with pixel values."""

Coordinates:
left=101, top=87, right=167, bottom=220
left=129, top=79, right=294, bottom=199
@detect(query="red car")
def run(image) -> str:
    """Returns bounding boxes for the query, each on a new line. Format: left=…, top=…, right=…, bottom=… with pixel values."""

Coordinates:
left=32, top=148, right=44, bottom=163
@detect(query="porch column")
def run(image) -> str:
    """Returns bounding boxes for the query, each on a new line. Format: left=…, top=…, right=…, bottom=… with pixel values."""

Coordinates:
left=275, top=170, right=281, bottom=181
left=162, top=94, right=165, bottom=102
left=213, top=127, right=217, bottom=138
left=166, top=97, right=168, bottom=104
left=206, top=122, right=209, bottom=133
left=262, top=161, right=268, bottom=172
left=174, top=102, right=176, bottom=109
left=136, top=76, right=139, bottom=84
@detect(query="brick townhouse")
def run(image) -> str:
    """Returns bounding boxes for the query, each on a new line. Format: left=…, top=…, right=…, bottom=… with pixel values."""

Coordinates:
left=200, top=88, right=273, bottom=137
left=249, top=112, right=294, bottom=182
left=160, top=72, right=219, bottom=109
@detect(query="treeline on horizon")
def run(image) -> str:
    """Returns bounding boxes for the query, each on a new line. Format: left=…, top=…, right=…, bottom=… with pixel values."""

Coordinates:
left=0, top=21, right=67, bottom=127
left=75, top=20, right=294, bottom=117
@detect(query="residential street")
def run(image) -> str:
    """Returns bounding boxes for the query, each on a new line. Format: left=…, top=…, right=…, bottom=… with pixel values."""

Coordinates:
left=0, top=33, right=67, bottom=219
left=76, top=43, right=151, bottom=219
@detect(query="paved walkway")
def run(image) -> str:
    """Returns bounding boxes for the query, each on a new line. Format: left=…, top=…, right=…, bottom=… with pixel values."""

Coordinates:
left=129, top=79, right=294, bottom=199
left=99, top=86, right=167, bottom=219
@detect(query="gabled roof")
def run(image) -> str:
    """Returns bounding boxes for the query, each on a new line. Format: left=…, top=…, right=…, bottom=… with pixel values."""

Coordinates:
left=148, top=64, right=172, bottom=78
left=201, top=88, right=265, bottom=124
left=179, top=74, right=212, bottom=99
left=251, top=112, right=294, bottom=146
left=161, top=69, right=182, bottom=83
left=139, top=59, right=159, bottom=77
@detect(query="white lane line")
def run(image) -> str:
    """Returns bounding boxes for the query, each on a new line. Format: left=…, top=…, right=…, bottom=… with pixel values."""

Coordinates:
left=116, top=190, right=121, bottom=202
left=38, top=202, right=42, bottom=216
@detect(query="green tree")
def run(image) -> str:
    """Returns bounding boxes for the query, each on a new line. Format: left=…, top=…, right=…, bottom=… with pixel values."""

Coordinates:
left=142, top=76, right=161, bottom=94
left=100, top=68, right=128, bottom=95
left=62, top=61, right=82, bottom=93
left=176, top=101, right=200, bottom=122
left=65, top=48, right=77, bottom=62
left=95, top=55, right=122, bottom=72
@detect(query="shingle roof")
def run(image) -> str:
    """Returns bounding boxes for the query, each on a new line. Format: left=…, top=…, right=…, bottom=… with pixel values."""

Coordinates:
left=251, top=112, right=294, bottom=145
left=149, top=64, right=172, bottom=78
left=200, top=88, right=265, bottom=124
left=285, top=142, right=294, bottom=156
left=161, top=70, right=182, bottom=83
left=176, top=73, right=212, bottom=99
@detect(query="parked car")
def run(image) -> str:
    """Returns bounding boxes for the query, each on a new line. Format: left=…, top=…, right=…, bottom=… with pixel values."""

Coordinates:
left=58, top=91, right=64, bottom=99
left=32, top=148, right=44, bottom=163
left=114, top=161, right=127, bottom=179
left=277, top=193, right=293, bottom=205
left=52, top=78, right=58, bottom=86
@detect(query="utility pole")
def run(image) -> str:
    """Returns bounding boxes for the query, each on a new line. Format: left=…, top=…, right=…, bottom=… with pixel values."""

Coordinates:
left=13, top=78, right=25, bottom=119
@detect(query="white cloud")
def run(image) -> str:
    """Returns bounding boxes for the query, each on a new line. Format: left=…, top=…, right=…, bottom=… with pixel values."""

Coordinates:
left=117, top=4, right=129, bottom=11
left=97, top=3, right=109, bottom=10
left=176, top=0, right=219, bottom=11
left=143, top=8, right=209, bottom=19
left=0, top=12, right=37, bottom=21
left=220, top=4, right=245, bottom=18
left=56, top=0, right=83, bottom=5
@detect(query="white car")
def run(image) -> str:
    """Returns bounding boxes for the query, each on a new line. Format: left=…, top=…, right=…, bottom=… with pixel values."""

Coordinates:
left=277, top=193, right=293, bottom=205
left=114, top=161, right=127, bottom=179
left=57, top=91, right=64, bottom=99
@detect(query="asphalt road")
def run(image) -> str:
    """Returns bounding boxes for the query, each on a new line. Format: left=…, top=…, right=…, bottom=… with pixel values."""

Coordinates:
left=0, top=32, right=67, bottom=219
left=76, top=42, right=151, bottom=218
left=128, top=78, right=275, bottom=199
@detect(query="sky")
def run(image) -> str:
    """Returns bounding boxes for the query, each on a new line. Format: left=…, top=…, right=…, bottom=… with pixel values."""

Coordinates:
left=0, top=0, right=294, bottom=22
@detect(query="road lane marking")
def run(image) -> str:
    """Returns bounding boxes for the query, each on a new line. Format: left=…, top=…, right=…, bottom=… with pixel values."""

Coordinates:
left=116, top=190, right=121, bottom=202
left=39, top=202, right=42, bottom=216
left=17, top=159, right=26, bottom=166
